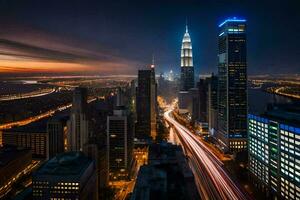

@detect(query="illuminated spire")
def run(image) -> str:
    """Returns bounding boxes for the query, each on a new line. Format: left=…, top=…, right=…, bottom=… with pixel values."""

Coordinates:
left=185, top=18, right=188, bottom=33
left=181, top=23, right=193, bottom=67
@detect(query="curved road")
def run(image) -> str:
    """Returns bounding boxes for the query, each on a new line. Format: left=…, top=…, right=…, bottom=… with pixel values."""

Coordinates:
left=164, top=109, right=249, bottom=200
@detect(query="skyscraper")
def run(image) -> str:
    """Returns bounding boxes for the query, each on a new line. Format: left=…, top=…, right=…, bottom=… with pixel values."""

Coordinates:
left=68, top=87, right=89, bottom=151
left=136, top=65, right=157, bottom=140
left=217, top=18, right=247, bottom=153
left=107, top=107, right=133, bottom=179
left=180, top=24, right=194, bottom=91
left=47, top=113, right=69, bottom=158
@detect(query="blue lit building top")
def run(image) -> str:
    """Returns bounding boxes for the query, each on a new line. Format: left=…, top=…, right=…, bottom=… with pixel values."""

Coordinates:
left=248, top=103, right=300, bottom=135
left=218, top=17, right=246, bottom=27
left=248, top=114, right=269, bottom=124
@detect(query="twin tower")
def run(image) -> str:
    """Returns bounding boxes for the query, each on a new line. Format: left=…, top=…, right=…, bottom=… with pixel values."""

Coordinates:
left=180, top=24, right=194, bottom=91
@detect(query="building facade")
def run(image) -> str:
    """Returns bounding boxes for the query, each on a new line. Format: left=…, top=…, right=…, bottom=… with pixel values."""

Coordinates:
left=2, top=119, right=48, bottom=158
left=47, top=115, right=69, bottom=158
left=107, top=108, right=133, bottom=180
left=217, top=18, right=247, bottom=152
left=248, top=105, right=300, bottom=199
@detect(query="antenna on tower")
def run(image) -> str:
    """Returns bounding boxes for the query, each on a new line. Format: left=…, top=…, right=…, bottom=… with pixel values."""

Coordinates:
left=151, top=54, right=155, bottom=68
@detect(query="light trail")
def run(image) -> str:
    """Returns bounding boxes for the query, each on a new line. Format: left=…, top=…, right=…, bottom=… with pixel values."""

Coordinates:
left=0, top=88, right=56, bottom=101
left=164, top=109, right=249, bottom=200
left=0, top=97, right=97, bottom=130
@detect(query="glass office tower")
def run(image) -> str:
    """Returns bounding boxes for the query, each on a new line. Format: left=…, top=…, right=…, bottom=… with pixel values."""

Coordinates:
left=217, top=18, right=247, bottom=152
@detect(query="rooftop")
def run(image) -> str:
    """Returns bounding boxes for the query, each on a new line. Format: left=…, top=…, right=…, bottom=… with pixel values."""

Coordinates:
left=34, top=151, right=92, bottom=177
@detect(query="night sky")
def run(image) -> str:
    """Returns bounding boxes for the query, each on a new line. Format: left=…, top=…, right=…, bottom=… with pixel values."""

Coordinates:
left=0, top=0, right=299, bottom=76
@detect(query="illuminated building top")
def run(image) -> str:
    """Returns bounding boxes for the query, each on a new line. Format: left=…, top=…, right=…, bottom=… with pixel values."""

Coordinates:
left=218, top=17, right=246, bottom=27
left=181, top=24, right=193, bottom=67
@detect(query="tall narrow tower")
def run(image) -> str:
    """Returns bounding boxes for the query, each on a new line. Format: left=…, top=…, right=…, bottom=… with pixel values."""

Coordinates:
left=150, top=56, right=157, bottom=140
left=217, top=18, right=247, bottom=153
left=180, top=24, right=194, bottom=91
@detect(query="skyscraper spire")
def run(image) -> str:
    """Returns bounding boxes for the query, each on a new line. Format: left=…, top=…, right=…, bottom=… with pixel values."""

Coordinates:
left=180, top=22, right=194, bottom=91
left=185, top=18, right=188, bottom=33
left=151, top=54, right=155, bottom=68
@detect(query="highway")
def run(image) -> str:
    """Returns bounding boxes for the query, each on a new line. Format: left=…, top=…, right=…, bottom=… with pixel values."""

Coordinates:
left=0, top=97, right=97, bottom=130
left=0, top=88, right=56, bottom=101
left=164, top=109, right=249, bottom=200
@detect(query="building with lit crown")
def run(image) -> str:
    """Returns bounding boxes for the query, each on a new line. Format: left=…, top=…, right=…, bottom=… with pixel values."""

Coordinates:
left=248, top=104, right=300, bottom=199
left=180, top=25, right=194, bottom=91
left=217, top=17, right=247, bottom=153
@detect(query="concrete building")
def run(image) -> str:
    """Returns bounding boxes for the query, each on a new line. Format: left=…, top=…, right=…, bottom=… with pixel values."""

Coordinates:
left=217, top=18, right=247, bottom=153
left=248, top=104, right=300, bottom=199
left=68, top=87, right=89, bottom=151
left=2, top=119, right=48, bottom=158
left=32, top=151, right=96, bottom=200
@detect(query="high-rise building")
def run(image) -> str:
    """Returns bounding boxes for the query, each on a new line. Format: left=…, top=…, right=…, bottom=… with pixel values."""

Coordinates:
left=180, top=24, right=194, bottom=91
left=32, top=152, right=96, bottom=200
left=217, top=18, right=247, bottom=152
left=207, top=74, right=218, bottom=136
left=248, top=104, right=300, bottom=199
left=107, top=107, right=133, bottom=180
left=68, top=87, right=89, bottom=151
left=136, top=66, right=157, bottom=140
left=47, top=114, right=69, bottom=158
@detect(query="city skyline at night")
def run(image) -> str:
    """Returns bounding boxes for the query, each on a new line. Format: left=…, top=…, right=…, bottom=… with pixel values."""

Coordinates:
left=0, top=1, right=300, bottom=200
left=0, top=0, right=299, bottom=76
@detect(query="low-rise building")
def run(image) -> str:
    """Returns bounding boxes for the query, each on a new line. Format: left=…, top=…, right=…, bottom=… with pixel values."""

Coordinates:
left=2, top=119, right=48, bottom=159
left=32, top=151, right=96, bottom=200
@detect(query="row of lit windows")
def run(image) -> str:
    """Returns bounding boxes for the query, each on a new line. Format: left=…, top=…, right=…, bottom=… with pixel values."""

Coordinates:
left=58, top=182, right=79, bottom=186
left=53, top=186, right=79, bottom=190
